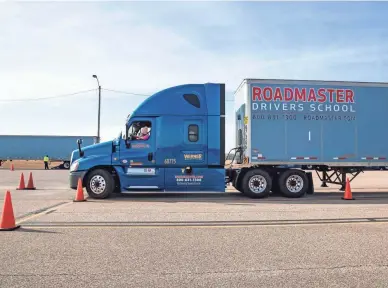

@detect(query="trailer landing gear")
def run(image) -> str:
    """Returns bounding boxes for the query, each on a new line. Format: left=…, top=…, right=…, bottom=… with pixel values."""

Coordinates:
left=316, top=167, right=363, bottom=191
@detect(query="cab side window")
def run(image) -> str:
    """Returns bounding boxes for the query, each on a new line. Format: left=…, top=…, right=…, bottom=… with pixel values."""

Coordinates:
left=188, top=124, right=198, bottom=142
left=129, top=121, right=152, bottom=141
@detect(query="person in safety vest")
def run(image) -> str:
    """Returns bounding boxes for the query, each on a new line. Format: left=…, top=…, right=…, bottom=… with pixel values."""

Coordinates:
left=43, top=155, right=50, bottom=170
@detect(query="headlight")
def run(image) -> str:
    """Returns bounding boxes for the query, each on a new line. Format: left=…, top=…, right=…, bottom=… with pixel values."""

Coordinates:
left=70, top=161, right=79, bottom=172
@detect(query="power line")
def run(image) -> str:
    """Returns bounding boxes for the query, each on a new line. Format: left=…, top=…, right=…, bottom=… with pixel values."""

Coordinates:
left=0, top=89, right=97, bottom=102
left=0, top=87, right=235, bottom=102
left=102, top=88, right=234, bottom=101
left=102, top=88, right=151, bottom=97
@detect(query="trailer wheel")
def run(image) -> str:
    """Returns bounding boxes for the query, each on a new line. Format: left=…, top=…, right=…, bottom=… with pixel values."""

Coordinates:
left=277, top=169, right=308, bottom=198
left=63, top=161, right=70, bottom=169
left=85, top=169, right=114, bottom=199
left=241, top=169, right=272, bottom=199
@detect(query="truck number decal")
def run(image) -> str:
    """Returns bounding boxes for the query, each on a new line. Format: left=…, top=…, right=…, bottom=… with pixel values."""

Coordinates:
left=164, top=158, right=176, bottom=164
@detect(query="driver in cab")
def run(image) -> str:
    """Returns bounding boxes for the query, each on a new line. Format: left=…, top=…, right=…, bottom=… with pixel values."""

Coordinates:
left=134, top=126, right=150, bottom=140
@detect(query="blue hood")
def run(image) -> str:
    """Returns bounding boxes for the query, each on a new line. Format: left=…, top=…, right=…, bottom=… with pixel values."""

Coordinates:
left=71, top=140, right=113, bottom=163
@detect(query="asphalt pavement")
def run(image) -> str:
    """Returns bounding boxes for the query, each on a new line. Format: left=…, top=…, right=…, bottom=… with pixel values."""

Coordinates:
left=1, top=169, right=388, bottom=287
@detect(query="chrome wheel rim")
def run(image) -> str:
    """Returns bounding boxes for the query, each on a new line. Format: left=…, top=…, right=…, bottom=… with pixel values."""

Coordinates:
left=248, top=175, right=267, bottom=193
left=286, top=175, right=303, bottom=193
left=90, top=175, right=106, bottom=194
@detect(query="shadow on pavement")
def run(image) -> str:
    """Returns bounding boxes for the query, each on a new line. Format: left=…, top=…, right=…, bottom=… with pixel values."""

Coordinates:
left=15, top=227, right=61, bottom=234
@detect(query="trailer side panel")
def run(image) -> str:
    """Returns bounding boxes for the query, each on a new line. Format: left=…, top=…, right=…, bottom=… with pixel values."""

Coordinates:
left=0, top=135, right=96, bottom=161
left=242, top=80, right=388, bottom=166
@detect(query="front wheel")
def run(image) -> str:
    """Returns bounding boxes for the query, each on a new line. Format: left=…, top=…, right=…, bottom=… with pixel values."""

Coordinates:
left=63, top=161, right=70, bottom=169
left=241, top=169, right=272, bottom=199
left=85, top=169, right=115, bottom=199
left=277, top=169, right=309, bottom=198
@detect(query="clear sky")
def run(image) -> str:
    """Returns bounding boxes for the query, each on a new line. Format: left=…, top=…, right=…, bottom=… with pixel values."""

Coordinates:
left=1, top=1, right=388, bottom=152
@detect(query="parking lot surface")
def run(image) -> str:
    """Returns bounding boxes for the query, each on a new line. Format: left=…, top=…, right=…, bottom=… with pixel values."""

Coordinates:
left=1, top=169, right=388, bottom=287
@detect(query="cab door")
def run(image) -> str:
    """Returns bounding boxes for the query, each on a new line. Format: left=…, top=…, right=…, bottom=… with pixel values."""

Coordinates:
left=118, top=117, right=164, bottom=190
left=164, top=118, right=208, bottom=191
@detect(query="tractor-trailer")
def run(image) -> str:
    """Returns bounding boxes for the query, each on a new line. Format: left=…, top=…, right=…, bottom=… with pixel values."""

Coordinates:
left=0, top=135, right=96, bottom=169
left=68, top=78, right=388, bottom=199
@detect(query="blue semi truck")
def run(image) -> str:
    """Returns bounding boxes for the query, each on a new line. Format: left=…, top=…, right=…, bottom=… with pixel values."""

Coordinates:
left=0, top=135, right=96, bottom=169
left=69, top=78, right=388, bottom=199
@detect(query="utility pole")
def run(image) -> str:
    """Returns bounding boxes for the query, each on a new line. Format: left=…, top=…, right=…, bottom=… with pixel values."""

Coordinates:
left=93, top=75, right=101, bottom=144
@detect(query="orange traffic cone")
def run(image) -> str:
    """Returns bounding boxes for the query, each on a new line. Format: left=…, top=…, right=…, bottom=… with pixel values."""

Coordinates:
left=342, top=178, right=355, bottom=200
left=74, top=178, right=86, bottom=202
left=25, top=172, right=36, bottom=190
left=10, top=164, right=14, bottom=171
left=0, top=191, right=20, bottom=231
left=16, top=173, right=26, bottom=190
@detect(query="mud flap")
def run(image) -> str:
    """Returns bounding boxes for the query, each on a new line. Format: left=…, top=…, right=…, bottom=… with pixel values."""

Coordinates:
left=306, top=172, right=314, bottom=195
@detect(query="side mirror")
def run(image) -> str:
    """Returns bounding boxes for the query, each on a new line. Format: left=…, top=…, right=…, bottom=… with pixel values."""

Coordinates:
left=77, top=139, right=84, bottom=157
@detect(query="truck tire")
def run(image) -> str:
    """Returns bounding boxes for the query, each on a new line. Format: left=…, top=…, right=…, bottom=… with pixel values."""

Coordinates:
left=85, top=169, right=115, bottom=199
left=277, top=169, right=308, bottom=198
left=63, top=161, right=70, bottom=169
left=241, top=169, right=272, bottom=199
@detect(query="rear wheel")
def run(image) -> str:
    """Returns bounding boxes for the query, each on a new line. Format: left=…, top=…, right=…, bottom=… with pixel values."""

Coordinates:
left=85, top=169, right=115, bottom=199
left=277, top=169, right=308, bottom=198
left=241, top=169, right=272, bottom=198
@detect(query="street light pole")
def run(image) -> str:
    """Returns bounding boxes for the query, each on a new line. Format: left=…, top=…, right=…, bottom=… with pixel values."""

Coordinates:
left=92, top=75, right=101, bottom=144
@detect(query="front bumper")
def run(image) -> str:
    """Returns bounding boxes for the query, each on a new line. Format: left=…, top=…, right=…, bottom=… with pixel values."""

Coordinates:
left=69, top=171, right=87, bottom=189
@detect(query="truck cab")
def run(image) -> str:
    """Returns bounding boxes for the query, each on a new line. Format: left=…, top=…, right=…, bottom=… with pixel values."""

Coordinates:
left=69, top=83, right=226, bottom=199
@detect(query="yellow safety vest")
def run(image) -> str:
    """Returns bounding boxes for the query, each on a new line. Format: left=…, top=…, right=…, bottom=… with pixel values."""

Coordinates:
left=44, top=156, right=49, bottom=162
